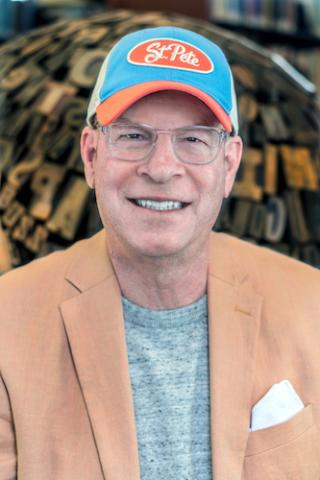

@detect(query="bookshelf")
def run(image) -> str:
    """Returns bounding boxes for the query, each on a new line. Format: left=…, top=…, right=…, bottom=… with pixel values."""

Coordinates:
left=210, top=0, right=320, bottom=37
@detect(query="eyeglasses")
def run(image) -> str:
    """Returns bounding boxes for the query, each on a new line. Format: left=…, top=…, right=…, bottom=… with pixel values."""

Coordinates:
left=97, top=122, right=229, bottom=165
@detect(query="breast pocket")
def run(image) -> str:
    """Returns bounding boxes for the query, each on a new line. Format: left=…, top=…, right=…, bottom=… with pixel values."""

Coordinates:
left=243, top=405, right=320, bottom=480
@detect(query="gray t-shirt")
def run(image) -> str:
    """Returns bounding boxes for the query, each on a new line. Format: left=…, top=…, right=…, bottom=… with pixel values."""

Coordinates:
left=122, top=294, right=212, bottom=480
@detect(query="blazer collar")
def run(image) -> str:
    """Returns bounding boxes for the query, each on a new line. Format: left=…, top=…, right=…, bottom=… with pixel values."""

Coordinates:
left=64, top=229, right=113, bottom=292
left=62, top=230, right=262, bottom=480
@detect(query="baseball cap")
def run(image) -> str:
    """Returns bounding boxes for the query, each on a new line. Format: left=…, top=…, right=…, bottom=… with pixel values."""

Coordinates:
left=87, top=26, right=239, bottom=134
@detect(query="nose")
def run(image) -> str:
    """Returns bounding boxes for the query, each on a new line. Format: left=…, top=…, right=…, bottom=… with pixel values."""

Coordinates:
left=136, top=133, right=185, bottom=183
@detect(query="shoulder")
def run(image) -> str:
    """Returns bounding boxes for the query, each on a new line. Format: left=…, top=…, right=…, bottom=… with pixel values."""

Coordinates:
left=0, top=232, right=102, bottom=306
left=210, top=232, right=320, bottom=296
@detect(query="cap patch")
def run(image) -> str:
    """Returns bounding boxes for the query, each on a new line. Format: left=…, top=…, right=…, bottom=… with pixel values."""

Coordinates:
left=127, top=38, right=214, bottom=74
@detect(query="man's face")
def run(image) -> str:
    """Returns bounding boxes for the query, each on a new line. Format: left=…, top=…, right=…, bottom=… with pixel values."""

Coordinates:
left=81, top=91, right=242, bottom=259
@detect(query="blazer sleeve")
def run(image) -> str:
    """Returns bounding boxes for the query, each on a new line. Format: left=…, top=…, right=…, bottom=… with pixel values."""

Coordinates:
left=0, top=374, right=16, bottom=479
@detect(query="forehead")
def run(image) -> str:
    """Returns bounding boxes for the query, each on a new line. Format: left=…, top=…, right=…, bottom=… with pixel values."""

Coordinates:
left=118, top=90, right=219, bottom=127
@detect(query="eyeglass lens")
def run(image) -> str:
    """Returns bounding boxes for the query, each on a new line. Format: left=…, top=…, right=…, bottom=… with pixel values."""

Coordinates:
left=104, top=124, right=224, bottom=164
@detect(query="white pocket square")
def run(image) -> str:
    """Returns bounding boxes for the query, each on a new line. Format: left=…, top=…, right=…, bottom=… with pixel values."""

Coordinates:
left=250, top=379, right=304, bottom=432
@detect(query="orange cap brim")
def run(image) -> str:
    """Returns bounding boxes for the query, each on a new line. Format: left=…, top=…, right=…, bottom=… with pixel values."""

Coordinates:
left=96, top=81, right=232, bottom=132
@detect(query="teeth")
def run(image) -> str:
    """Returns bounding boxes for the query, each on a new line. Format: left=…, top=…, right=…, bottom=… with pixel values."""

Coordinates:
left=135, top=199, right=184, bottom=211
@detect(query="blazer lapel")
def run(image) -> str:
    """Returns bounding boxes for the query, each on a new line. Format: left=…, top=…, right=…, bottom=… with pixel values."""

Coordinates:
left=60, top=231, right=140, bottom=480
left=208, top=234, right=263, bottom=480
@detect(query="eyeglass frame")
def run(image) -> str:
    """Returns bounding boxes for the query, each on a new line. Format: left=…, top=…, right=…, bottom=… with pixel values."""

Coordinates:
left=93, top=119, right=231, bottom=165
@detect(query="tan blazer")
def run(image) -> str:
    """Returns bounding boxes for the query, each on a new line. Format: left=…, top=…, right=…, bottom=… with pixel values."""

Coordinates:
left=0, top=230, right=320, bottom=480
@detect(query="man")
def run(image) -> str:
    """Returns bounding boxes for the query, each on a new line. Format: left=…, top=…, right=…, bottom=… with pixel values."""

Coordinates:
left=0, top=26, right=320, bottom=480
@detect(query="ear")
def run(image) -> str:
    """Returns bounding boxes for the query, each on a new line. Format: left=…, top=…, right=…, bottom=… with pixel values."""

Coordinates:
left=223, top=135, right=243, bottom=198
left=80, top=126, right=98, bottom=189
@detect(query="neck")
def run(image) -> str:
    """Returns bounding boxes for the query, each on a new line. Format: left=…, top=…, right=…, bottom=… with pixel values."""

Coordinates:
left=107, top=241, right=209, bottom=310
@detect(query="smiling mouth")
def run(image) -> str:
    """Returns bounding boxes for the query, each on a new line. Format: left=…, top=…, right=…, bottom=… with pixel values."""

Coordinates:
left=129, top=198, right=190, bottom=211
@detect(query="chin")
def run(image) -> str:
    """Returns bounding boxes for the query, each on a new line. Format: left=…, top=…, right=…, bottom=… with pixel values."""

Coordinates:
left=129, top=236, right=188, bottom=258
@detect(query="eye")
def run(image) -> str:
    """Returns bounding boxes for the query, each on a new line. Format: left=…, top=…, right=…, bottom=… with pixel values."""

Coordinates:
left=116, top=128, right=151, bottom=142
left=184, top=136, right=205, bottom=144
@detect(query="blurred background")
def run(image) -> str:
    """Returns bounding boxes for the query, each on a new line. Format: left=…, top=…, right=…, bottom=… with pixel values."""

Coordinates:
left=0, top=0, right=320, bottom=272
left=1, top=0, right=320, bottom=91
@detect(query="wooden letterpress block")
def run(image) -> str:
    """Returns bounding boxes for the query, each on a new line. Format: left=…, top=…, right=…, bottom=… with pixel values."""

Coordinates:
left=0, top=139, right=14, bottom=174
left=35, top=81, right=77, bottom=117
left=0, top=224, right=12, bottom=273
left=264, top=144, right=278, bottom=195
left=264, top=196, right=287, bottom=243
left=284, top=190, right=310, bottom=244
left=8, top=151, right=43, bottom=189
left=5, top=110, right=30, bottom=138
left=260, top=105, right=290, bottom=141
left=2, top=201, right=25, bottom=229
left=46, top=130, right=76, bottom=161
left=299, top=149, right=319, bottom=191
left=0, top=66, right=30, bottom=92
left=233, top=149, right=263, bottom=201
left=46, top=176, right=90, bottom=241
left=68, top=50, right=107, bottom=89
left=302, top=191, right=320, bottom=241
left=44, top=44, right=75, bottom=74
left=15, top=79, right=47, bottom=107
left=12, top=215, right=35, bottom=242
left=0, top=55, right=18, bottom=78
left=25, top=114, right=46, bottom=148
left=22, top=36, right=53, bottom=57
left=238, top=93, right=259, bottom=123
left=232, top=64, right=258, bottom=90
left=24, top=225, right=49, bottom=253
left=30, top=163, right=65, bottom=220
left=248, top=203, right=267, bottom=240
left=62, top=98, right=87, bottom=128
left=281, top=146, right=318, bottom=191
left=229, top=199, right=252, bottom=236
left=0, top=182, right=17, bottom=210
left=73, top=26, right=109, bottom=46
left=280, top=102, right=318, bottom=144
